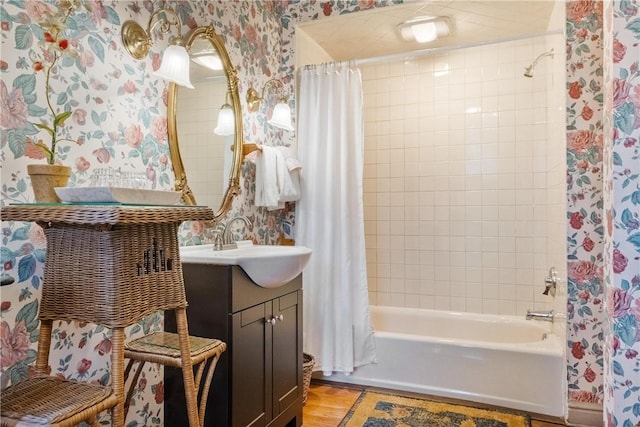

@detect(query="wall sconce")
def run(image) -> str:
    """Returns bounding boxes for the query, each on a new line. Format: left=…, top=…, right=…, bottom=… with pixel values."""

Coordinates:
left=121, top=8, right=194, bottom=88
left=398, top=16, right=451, bottom=44
left=214, top=92, right=235, bottom=136
left=246, top=79, right=294, bottom=131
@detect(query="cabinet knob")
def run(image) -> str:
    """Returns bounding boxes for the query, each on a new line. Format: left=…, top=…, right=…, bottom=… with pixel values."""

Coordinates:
left=267, top=315, right=284, bottom=325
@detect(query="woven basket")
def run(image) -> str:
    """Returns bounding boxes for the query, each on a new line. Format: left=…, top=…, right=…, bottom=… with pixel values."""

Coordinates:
left=0, top=205, right=214, bottom=328
left=302, top=353, right=315, bottom=405
left=40, top=222, right=186, bottom=327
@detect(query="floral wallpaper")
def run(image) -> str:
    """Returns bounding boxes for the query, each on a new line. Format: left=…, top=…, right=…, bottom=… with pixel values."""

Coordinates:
left=1, top=1, right=172, bottom=423
left=2, top=0, right=638, bottom=425
left=0, top=0, right=287, bottom=424
left=565, top=0, right=607, bottom=405
left=566, top=1, right=640, bottom=425
left=603, top=2, right=640, bottom=426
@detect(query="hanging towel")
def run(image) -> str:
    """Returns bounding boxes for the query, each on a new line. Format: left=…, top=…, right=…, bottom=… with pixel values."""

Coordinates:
left=254, top=145, right=283, bottom=209
left=276, top=146, right=301, bottom=203
left=275, top=146, right=302, bottom=171
left=286, top=157, right=302, bottom=172
left=254, top=145, right=302, bottom=210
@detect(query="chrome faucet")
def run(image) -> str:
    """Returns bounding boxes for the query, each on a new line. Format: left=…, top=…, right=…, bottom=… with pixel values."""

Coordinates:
left=526, top=309, right=554, bottom=322
left=209, top=222, right=225, bottom=251
left=543, top=267, right=558, bottom=296
left=213, top=232, right=224, bottom=251
left=221, top=215, right=252, bottom=245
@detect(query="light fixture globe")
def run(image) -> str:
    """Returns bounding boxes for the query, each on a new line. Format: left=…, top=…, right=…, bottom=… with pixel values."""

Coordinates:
left=398, top=16, right=451, bottom=44
left=410, top=21, right=439, bottom=43
left=246, top=79, right=293, bottom=130
left=154, top=44, right=194, bottom=89
left=268, top=101, right=294, bottom=131
left=214, top=104, right=235, bottom=136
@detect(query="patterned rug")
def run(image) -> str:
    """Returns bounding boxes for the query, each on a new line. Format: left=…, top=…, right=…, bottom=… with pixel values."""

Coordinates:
left=338, top=391, right=531, bottom=427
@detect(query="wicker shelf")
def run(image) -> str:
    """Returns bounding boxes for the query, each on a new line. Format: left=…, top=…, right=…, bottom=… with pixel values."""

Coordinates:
left=2, top=204, right=213, bottom=225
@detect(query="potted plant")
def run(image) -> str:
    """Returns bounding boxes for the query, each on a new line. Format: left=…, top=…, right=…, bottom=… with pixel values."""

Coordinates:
left=26, top=1, right=86, bottom=202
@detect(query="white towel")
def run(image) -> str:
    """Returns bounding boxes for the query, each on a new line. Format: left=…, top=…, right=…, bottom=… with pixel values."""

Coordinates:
left=254, top=145, right=302, bottom=210
left=254, top=145, right=282, bottom=209
left=286, top=157, right=302, bottom=171
left=275, top=146, right=302, bottom=171
left=276, top=146, right=301, bottom=203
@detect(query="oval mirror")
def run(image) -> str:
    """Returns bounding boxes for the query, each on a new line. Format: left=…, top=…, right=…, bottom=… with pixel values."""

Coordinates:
left=168, top=25, right=243, bottom=219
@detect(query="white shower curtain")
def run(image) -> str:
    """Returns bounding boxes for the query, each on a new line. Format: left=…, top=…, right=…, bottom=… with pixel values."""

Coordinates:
left=297, top=61, right=376, bottom=374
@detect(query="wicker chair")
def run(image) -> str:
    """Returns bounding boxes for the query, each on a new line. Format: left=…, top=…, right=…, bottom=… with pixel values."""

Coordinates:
left=0, top=205, right=215, bottom=427
left=0, top=374, right=120, bottom=427
left=124, top=331, right=226, bottom=427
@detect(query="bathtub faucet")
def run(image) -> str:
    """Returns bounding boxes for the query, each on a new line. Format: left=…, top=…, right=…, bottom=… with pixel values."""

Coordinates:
left=526, top=309, right=554, bottom=322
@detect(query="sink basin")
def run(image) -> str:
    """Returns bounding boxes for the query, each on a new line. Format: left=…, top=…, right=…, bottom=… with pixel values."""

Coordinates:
left=180, top=243, right=312, bottom=288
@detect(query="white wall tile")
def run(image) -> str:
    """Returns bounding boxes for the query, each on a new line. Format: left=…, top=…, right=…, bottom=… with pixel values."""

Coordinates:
left=362, top=36, right=564, bottom=316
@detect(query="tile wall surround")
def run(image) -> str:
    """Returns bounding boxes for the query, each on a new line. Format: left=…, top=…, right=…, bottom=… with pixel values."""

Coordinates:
left=545, top=36, right=569, bottom=344
left=361, top=36, right=566, bottom=316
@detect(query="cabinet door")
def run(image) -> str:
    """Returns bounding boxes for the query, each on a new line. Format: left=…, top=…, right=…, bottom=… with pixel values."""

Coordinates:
left=271, top=291, right=302, bottom=418
left=232, top=303, right=271, bottom=427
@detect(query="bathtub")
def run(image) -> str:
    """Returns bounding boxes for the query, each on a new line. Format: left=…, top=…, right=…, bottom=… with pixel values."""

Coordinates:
left=325, top=305, right=565, bottom=417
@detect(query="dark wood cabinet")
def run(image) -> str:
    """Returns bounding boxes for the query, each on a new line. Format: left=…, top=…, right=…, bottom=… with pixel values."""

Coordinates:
left=165, top=263, right=303, bottom=427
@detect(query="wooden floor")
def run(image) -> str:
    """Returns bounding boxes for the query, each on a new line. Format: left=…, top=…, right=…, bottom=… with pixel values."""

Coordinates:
left=302, top=382, right=567, bottom=427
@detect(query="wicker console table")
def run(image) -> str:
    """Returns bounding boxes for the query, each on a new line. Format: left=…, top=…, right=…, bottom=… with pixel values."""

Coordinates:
left=1, top=204, right=213, bottom=426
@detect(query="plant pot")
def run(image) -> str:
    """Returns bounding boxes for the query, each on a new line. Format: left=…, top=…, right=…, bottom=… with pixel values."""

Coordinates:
left=27, top=164, right=71, bottom=203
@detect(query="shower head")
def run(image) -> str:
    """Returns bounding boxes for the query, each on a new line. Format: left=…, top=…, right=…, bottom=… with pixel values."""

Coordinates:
left=523, top=48, right=555, bottom=78
left=523, top=65, right=535, bottom=78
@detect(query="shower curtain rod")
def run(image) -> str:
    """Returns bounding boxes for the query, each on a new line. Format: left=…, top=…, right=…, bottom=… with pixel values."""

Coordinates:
left=354, top=29, right=563, bottom=66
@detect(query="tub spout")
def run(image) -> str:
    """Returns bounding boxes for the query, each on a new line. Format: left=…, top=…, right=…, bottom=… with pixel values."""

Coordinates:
left=526, top=309, right=554, bottom=322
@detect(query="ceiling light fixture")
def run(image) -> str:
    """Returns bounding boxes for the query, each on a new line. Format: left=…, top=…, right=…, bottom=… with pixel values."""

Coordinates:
left=398, top=16, right=451, bottom=44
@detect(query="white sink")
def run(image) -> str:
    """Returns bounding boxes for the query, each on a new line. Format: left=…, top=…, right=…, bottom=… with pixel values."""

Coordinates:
left=180, top=243, right=312, bottom=288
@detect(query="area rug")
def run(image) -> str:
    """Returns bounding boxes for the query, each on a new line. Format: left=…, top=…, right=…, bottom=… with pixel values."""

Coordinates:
left=338, top=391, right=531, bottom=427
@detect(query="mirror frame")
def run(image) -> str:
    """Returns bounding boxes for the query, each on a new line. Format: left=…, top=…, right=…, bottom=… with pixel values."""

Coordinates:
left=167, top=25, right=243, bottom=219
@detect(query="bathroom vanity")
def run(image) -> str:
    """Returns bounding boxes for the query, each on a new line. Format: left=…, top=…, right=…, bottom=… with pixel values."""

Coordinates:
left=164, top=263, right=303, bottom=427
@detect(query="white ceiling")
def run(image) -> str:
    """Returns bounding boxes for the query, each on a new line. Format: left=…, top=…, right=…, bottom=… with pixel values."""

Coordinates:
left=296, top=1, right=558, bottom=62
